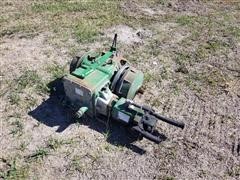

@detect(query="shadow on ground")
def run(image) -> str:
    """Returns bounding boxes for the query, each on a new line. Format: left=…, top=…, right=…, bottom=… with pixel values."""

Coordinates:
left=28, top=95, right=73, bottom=132
left=29, top=78, right=166, bottom=154
left=28, top=78, right=73, bottom=132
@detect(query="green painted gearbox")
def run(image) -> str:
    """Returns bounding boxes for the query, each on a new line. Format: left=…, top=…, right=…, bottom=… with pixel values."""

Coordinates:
left=69, top=46, right=143, bottom=101
left=61, top=34, right=185, bottom=144
left=63, top=34, right=143, bottom=118
left=72, top=50, right=116, bottom=79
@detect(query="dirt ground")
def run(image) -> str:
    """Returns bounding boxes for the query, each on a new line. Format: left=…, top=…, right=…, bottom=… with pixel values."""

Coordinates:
left=0, top=0, right=240, bottom=180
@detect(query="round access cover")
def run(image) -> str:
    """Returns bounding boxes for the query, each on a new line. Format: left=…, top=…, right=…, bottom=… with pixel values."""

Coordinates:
left=114, top=67, right=144, bottom=99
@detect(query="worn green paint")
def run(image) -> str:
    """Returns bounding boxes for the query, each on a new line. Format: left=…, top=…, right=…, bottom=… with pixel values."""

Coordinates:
left=112, top=97, right=144, bottom=124
left=120, top=70, right=144, bottom=99
left=72, top=50, right=114, bottom=79
left=68, top=45, right=144, bottom=119
left=127, top=72, right=143, bottom=99
left=71, top=49, right=119, bottom=95
left=71, top=45, right=144, bottom=99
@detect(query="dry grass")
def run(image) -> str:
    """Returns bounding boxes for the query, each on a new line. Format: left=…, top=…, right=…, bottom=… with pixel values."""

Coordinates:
left=0, top=0, right=240, bottom=179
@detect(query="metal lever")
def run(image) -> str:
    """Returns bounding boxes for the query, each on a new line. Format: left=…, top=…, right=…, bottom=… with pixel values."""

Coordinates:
left=126, top=99, right=185, bottom=129
left=150, top=111, right=185, bottom=129
left=132, top=126, right=162, bottom=144
left=110, top=34, right=117, bottom=52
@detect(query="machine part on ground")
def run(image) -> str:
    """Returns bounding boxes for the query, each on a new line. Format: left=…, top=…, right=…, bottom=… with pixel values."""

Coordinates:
left=61, top=34, right=185, bottom=144
left=69, top=55, right=83, bottom=73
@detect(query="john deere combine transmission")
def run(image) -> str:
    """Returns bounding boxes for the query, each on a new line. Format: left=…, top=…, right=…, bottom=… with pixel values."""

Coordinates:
left=61, top=34, right=184, bottom=143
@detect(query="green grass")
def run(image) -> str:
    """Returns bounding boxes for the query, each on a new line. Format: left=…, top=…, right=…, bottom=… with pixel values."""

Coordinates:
left=162, top=176, right=175, bottom=180
left=8, top=92, right=21, bottom=105
left=0, top=158, right=29, bottom=180
left=150, top=98, right=162, bottom=107
left=0, top=23, right=38, bottom=38
left=172, top=11, right=237, bottom=78
left=69, top=155, right=87, bottom=173
left=0, top=16, right=8, bottom=23
left=174, top=52, right=191, bottom=66
left=31, top=1, right=88, bottom=13
left=18, top=142, right=28, bottom=152
left=185, top=68, right=228, bottom=93
left=176, top=12, right=239, bottom=59
left=144, top=72, right=153, bottom=84
left=74, top=21, right=98, bottom=42
left=227, top=165, right=240, bottom=177
left=170, top=81, right=180, bottom=95
left=146, top=39, right=162, bottom=56
left=46, top=62, right=66, bottom=79
left=69, top=152, right=100, bottom=173
left=103, top=130, right=111, bottom=140
left=0, top=0, right=156, bottom=42
left=26, top=148, right=49, bottom=162
left=46, top=137, right=73, bottom=150
left=203, top=39, right=229, bottom=52
left=35, top=82, right=50, bottom=95
left=103, top=143, right=113, bottom=152
left=7, top=70, right=49, bottom=105
left=176, top=15, right=195, bottom=26
left=24, top=96, right=37, bottom=110
left=31, top=1, right=118, bottom=14
left=10, top=120, right=23, bottom=137
left=17, top=70, right=40, bottom=89
left=47, top=138, right=64, bottom=150
left=143, top=66, right=168, bottom=86
left=227, top=26, right=240, bottom=39
left=186, top=78, right=202, bottom=93
left=205, top=70, right=227, bottom=87
left=194, top=39, right=230, bottom=61
left=31, top=0, right=126, bottom=42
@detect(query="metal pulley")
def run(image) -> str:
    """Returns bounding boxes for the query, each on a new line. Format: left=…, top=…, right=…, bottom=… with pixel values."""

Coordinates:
left=111, top=65, right=143, bottom=99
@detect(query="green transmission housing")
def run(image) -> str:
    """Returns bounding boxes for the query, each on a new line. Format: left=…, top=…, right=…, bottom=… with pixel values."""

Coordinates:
left=63, top=46, right=143, bottom=119
left=61, top=34, right=185, bottom=144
